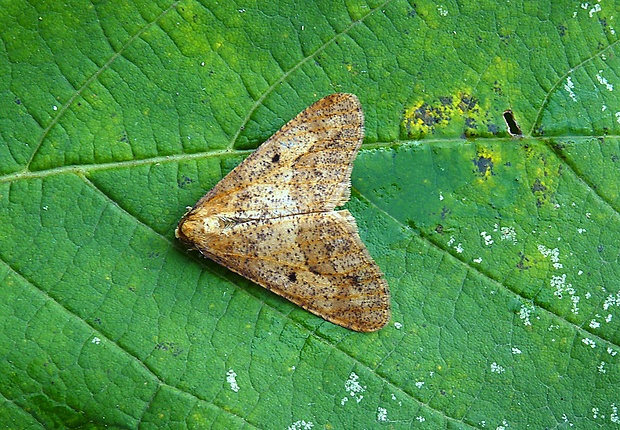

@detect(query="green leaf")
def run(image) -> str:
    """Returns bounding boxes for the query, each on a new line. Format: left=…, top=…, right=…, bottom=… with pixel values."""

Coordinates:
left=1, top=0, right=619, bottom=428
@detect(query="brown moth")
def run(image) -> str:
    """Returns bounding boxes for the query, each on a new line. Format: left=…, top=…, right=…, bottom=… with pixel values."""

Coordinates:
left=176, top=93, right=390, bottom=332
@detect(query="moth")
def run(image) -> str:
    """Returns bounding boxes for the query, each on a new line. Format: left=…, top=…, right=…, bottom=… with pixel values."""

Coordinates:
left=176, top=93, right=390, bottom=332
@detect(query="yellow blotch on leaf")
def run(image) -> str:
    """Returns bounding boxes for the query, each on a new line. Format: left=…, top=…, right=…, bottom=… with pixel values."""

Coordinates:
left=402, top=92, right=492, bottom=139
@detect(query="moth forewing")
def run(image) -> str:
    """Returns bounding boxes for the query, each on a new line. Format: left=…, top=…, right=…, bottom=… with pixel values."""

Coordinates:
left=176, top=93, right=390, bottom=332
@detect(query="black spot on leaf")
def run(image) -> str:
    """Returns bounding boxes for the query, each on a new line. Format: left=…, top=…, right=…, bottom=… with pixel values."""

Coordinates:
left=531, top=178, right=546, bottom=193
left=503, top=110, right=522, bottom=136
left=474, top=156, right=494, bottom=176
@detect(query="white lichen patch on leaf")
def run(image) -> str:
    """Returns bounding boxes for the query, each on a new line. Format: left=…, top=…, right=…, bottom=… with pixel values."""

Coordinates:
left=589, top=2, right=602, bottom=18
left=446, top=235, right=464, bottom=253
left=551, top=274, right=571, bottom=298
left=480, top=231, right=494, bottom=246
left=561, top=413, right=573, bottom=426
left=226, top=369, right=239, bottom=392
left=570, top=293, right=580, bottom=315
left=377, top=407, right=388, bottom=422
left=288, top=420, right=314, bottom=430
left=582, top=338, right=596, bottom=348
left=342, top=372, right=366, bottom=404
left=490, top=362, right=505, bottom=373
left=500, top=226, right=517, bottom=243
left=519, top=303, right=534, bottom=326
left=612, top=403, right=619, bottom=423
left=537, top=244, right=562, bottom=269
left=494, top=224, right=517, bottom=244
left=592, top=403, right=620, bottom=424
left=596, top=70, right=614, bottom=91
left=538, top=244, right=581, bottom=314
left=603, top=290, right=620, bottom=311
left=564, top=76, right=577, bottom=101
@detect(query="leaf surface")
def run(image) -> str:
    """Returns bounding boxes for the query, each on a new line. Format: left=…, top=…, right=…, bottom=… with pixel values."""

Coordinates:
left=1, top=1, right=619, bottom=428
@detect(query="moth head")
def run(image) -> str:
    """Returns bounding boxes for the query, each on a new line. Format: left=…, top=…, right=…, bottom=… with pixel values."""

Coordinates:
left=176, top=209, right=227, bottom=245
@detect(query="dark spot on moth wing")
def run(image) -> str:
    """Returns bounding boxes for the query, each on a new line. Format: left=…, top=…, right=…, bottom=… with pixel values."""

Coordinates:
left=288, top=272, right=297, bottom=283
left=271, top=152, right=280, bottom=163
left=308, top=265, right=320, bottom=275
left=346, top=274, right=362, bottom=285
